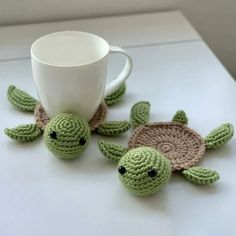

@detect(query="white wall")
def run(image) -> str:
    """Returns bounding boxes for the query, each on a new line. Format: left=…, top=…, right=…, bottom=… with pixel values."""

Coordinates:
left=0, top=0, right=235, bottom=77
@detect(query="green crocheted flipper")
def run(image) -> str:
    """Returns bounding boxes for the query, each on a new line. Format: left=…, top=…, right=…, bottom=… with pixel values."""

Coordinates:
left=205, top=123, right=234, bottom=150
left=7, top=85, right=38, bottom=112
left=44, top=113, right=91, bottom=159
left=182, top=167, right=220, bottom=185
left=172, top=110, right=188, bottom=125
left=98, top=140, right=128, bottom=162
left=96, top=121, right=131, bottom=136
left=130, top=101, right=150, bottom=128
left=105, top=83, right=126, bottom=106
left=5, top=124, right=43, bottom=143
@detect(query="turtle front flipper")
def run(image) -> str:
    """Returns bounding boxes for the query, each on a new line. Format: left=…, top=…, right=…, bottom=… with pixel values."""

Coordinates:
left=172, top=110, right=188, bottom=125
left=104, top=82, right=126, bottom=106
left=181, top=167, right=220, bottom=185
left=96, top=121, right=130, bottom=136
left=7, top=85, right=39, bottom=112
left=98, top=140, right=128, bottom=162
left=130, top=101, right=150, bottom=128
left=205, top=123, right=234, bottom=150
left=5, top=124, right=43, bottom=143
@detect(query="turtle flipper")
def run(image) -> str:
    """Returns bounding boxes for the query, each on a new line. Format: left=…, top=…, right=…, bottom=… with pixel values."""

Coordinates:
left=205, top=123, right=234, bottom=150
left=98, top=140, right=128, bottom=162
left=105, top=83, right=126, bottom=106
left=172, top=110, right=188, bottom=125
left=96, top=121, right=130, bottom=136
left=7, top=85, right=39, bottom=112
left=130, top=101, right=150, bottom=128
left=5, top=124, right=43, bottom=143
left=181, top=167, right=220, bottom=185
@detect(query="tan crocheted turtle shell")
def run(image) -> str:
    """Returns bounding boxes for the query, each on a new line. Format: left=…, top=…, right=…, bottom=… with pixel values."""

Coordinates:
left=128, top=122, right=206, bottom=171
left=34, top=103, right=108, bottom=131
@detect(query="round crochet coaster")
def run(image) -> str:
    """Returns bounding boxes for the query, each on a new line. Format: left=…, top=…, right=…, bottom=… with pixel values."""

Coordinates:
left=128, top=122, right=206, bottom=171
left=34, top=103, right=108, bottom=131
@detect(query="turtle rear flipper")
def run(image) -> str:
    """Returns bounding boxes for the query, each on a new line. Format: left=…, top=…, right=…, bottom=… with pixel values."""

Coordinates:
left=7, top=85, right=38, bottom=112
left=5, top=124, right=43, bottom=143
left=130, top=101, right=150, bottom=128
left=181, top=167, right=220, bottom=185
left=104, top=82, right=126, bottom=106
left=96, top=121, right=130, bottom=136
left=205, top=123, right=234, bottom=150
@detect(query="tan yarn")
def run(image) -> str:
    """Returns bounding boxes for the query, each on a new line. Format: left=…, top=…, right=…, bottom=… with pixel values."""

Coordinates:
left=128, top=122, right=206, bottom=171
left=34, top=102, right=108, bottom=131
left=89, top=103, right=108, bottom=132
left=34, top=104, right=50, bottom=130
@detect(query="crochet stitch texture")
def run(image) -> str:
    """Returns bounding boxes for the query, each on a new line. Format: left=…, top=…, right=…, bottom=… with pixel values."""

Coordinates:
left=5, top=84, right=130, bottom=159
left=128, top=122, right=206, bottom=171
left=44, top=113, right=91, bottom=159
left=118, top=147, right=171, bottom=196
left=99, top=101, right=234, bottom=196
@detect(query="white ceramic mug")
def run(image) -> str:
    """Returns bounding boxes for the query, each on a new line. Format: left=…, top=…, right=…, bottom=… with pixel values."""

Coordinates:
left=31, top=31, right=132, bottom=120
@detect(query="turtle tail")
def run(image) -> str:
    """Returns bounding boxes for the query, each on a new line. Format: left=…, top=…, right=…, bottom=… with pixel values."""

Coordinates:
left=7, top=85, right=39, bottom=112
left=172, top=110, right=188, bottom=125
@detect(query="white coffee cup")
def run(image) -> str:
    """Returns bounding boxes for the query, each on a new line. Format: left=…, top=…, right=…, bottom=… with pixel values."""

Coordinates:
left=31, top=31, right=132, bottom=120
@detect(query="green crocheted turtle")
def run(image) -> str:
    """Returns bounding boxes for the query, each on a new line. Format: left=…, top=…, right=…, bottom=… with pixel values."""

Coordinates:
left=99, top=101, right=234, bottom=196
left=5, top=83, right=130, bottom=159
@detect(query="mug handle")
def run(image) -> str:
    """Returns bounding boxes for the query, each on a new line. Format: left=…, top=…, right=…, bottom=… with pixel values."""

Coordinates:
left=104, top=46, right=133, bottom=97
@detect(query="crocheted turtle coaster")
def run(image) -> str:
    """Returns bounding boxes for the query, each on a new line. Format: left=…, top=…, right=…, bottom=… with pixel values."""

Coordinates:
left=5, top=84, right=130, bottom=159
left=98, top=101, right=234, bottom=196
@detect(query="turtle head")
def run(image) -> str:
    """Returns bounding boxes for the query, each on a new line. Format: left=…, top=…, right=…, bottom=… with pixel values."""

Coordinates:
left=118, top=147, right=171, bottom=196
left=98, top=141, right=171, bottom=196
left=44, top=113, right=91, bottom=159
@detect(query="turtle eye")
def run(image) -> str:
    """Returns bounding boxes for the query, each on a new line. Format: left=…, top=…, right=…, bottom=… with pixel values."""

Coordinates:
left=49, top=131, right=57, bottom=139
left=118, top=166, right=126, bottom=175
left=148, top=168, right=157, bottom=177
left=79, top=137, right=86, bottom=145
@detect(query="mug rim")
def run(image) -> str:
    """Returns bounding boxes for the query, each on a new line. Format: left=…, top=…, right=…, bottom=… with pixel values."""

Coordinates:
left=31, top=31, right=110, bottom=67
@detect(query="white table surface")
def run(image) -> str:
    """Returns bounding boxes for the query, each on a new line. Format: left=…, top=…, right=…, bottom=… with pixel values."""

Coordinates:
left=0, top=11, right=236, bottom=236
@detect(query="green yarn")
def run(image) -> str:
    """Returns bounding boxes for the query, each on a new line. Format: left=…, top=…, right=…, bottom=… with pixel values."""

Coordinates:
left=96, top=121, right=131, bottom=136
left=5, top=85, right=131, bottom=159
left=182, top=167, right=220, bottom=184
left=44, top=113, right=91, bottom=159
left=130, top=101, right=150, bottom=128
left=7, top=85, right=38, bottom=112
left=118, top=147, right=171, bottom=196
left=105, top=83, right=126, bottom=106
left=5, top=124, right=42, bottom=143
left=205, top=123, right=234, bottom=150
left=99, top=101, right=234, bottom=196
left=98, top=141, right=128, bottom=162
left=172, top=110, right=188, bottom=125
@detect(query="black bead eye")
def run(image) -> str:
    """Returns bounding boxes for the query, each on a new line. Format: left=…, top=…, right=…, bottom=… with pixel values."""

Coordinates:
left=79, top=137, right=86, bottom=145
left=49, top=131, right=57, bottom=139
left=118, top=166, right=126, bottom=175
left=148, top=168, right=157, bottom=177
